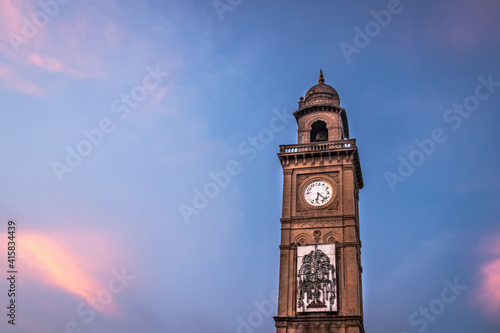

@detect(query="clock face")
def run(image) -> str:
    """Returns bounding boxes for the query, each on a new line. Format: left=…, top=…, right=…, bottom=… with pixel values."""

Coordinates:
left=304, top=181, right=332, bottom=206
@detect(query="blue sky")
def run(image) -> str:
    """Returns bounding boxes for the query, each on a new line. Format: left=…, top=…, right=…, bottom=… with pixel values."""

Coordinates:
left=0, top=0, right=499, bottom=332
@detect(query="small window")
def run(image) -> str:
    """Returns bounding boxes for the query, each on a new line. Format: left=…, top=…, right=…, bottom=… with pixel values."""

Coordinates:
left=310, top=120, right=328, bottom=142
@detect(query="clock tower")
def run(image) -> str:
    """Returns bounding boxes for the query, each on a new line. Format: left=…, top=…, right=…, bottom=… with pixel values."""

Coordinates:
left=274, top=71, right=365, bottom=333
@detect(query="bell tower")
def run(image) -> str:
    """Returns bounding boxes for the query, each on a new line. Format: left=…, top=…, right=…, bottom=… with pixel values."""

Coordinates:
left=274, top=71, right=365, bottom=333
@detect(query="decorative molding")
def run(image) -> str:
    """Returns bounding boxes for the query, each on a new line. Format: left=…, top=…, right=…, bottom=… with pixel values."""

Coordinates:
left=313, top=229, right=321, bottom=243
left=291, top=217, right=342, bottom=224
left=329, top=322, right=342, bottom=330
left=323, top=231, right=340, bottom=244
left=293, top=219, right=342, bottom=229
left=294, top=233, right=310, bottom=246
left=318, top=323, right=328, bottom=333
left=332, top=172, right=339, bottom=183
left=297, top=200, right=308, bottom=213
left=342, top=242, right=361, bottom=248
left=297, top=174, right=308, bottom=187
left=329, top=198, right=339, bottom=211
left=275, top=321, right=287, bottom=328
left=296, top=323, right=309, bottom=333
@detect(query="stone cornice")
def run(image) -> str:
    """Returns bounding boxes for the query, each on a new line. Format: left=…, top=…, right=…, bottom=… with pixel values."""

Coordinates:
left=278, top=140, right=363, bottom=189
left=274, top=315, right=364, bottom=324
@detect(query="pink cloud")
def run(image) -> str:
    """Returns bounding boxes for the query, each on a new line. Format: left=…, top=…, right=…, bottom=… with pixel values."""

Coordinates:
left=12, top=229, right=128, bottom=317
left=28, top=52, right=98, bottom=78
left=0, top=0, right=30, bottom=54
left=427, top=0, right=500, bottom=50
left=0, top=0, right=124, bottom=95
left=0, top=63, right=44, bottom=96
left=0, top=0, right=41, bottom=58
left=474, top=232, right=500, bottom=321
left=29, top=53, right=64, bottom=72
left=22, top=232, right=103, bottom=301
left=478, top=259, right=500, bottom=314
left=149, top=84, right=173, bottom=107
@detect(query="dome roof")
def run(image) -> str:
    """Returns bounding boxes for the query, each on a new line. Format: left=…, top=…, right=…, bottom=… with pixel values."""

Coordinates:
left=305, top=82, right=339, bottom=99
left=301, top=70, right=340, bottom=108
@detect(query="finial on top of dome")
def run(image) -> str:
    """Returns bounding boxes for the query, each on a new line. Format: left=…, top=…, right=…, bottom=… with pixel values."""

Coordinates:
left=318, top=69, right=325, bottom=84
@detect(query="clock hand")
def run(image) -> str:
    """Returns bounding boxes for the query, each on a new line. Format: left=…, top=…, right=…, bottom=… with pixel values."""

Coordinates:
left=315, top=192, right=320, bottom=203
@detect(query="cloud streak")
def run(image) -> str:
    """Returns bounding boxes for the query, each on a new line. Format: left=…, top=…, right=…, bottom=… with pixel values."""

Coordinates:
left=22, top=232, right=101, bottom=299
left=0, top=0, right=123, bottom=95
left=17, top=229, right=126, bottom=319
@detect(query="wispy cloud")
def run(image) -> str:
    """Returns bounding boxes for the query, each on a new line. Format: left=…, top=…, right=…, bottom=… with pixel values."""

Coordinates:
left=427, top=0, right=500, bottom=50
left=0, top=0, right=32, bottom=57
left=22, top=232, right=102, bottom=300
left=0, top=63, right=44, bottom=96
left=17, top=230, right=124, bottom=317
left=0, top=0, right=124, bottom=95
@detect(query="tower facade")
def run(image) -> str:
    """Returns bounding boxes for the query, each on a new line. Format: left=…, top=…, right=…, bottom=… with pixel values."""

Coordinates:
left=274, top=71, right=365, bottom=333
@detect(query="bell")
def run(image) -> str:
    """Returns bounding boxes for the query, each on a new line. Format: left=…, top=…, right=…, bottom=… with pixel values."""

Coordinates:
left=314, top=130, right=328, bottom=142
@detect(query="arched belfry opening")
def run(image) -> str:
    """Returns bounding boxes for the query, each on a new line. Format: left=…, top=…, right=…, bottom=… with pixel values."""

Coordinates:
left=310, top=120, right=328, bottom=142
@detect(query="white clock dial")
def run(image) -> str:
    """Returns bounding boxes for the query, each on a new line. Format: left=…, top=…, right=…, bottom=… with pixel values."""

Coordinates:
left=304, top=181, right=332, bottom=206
